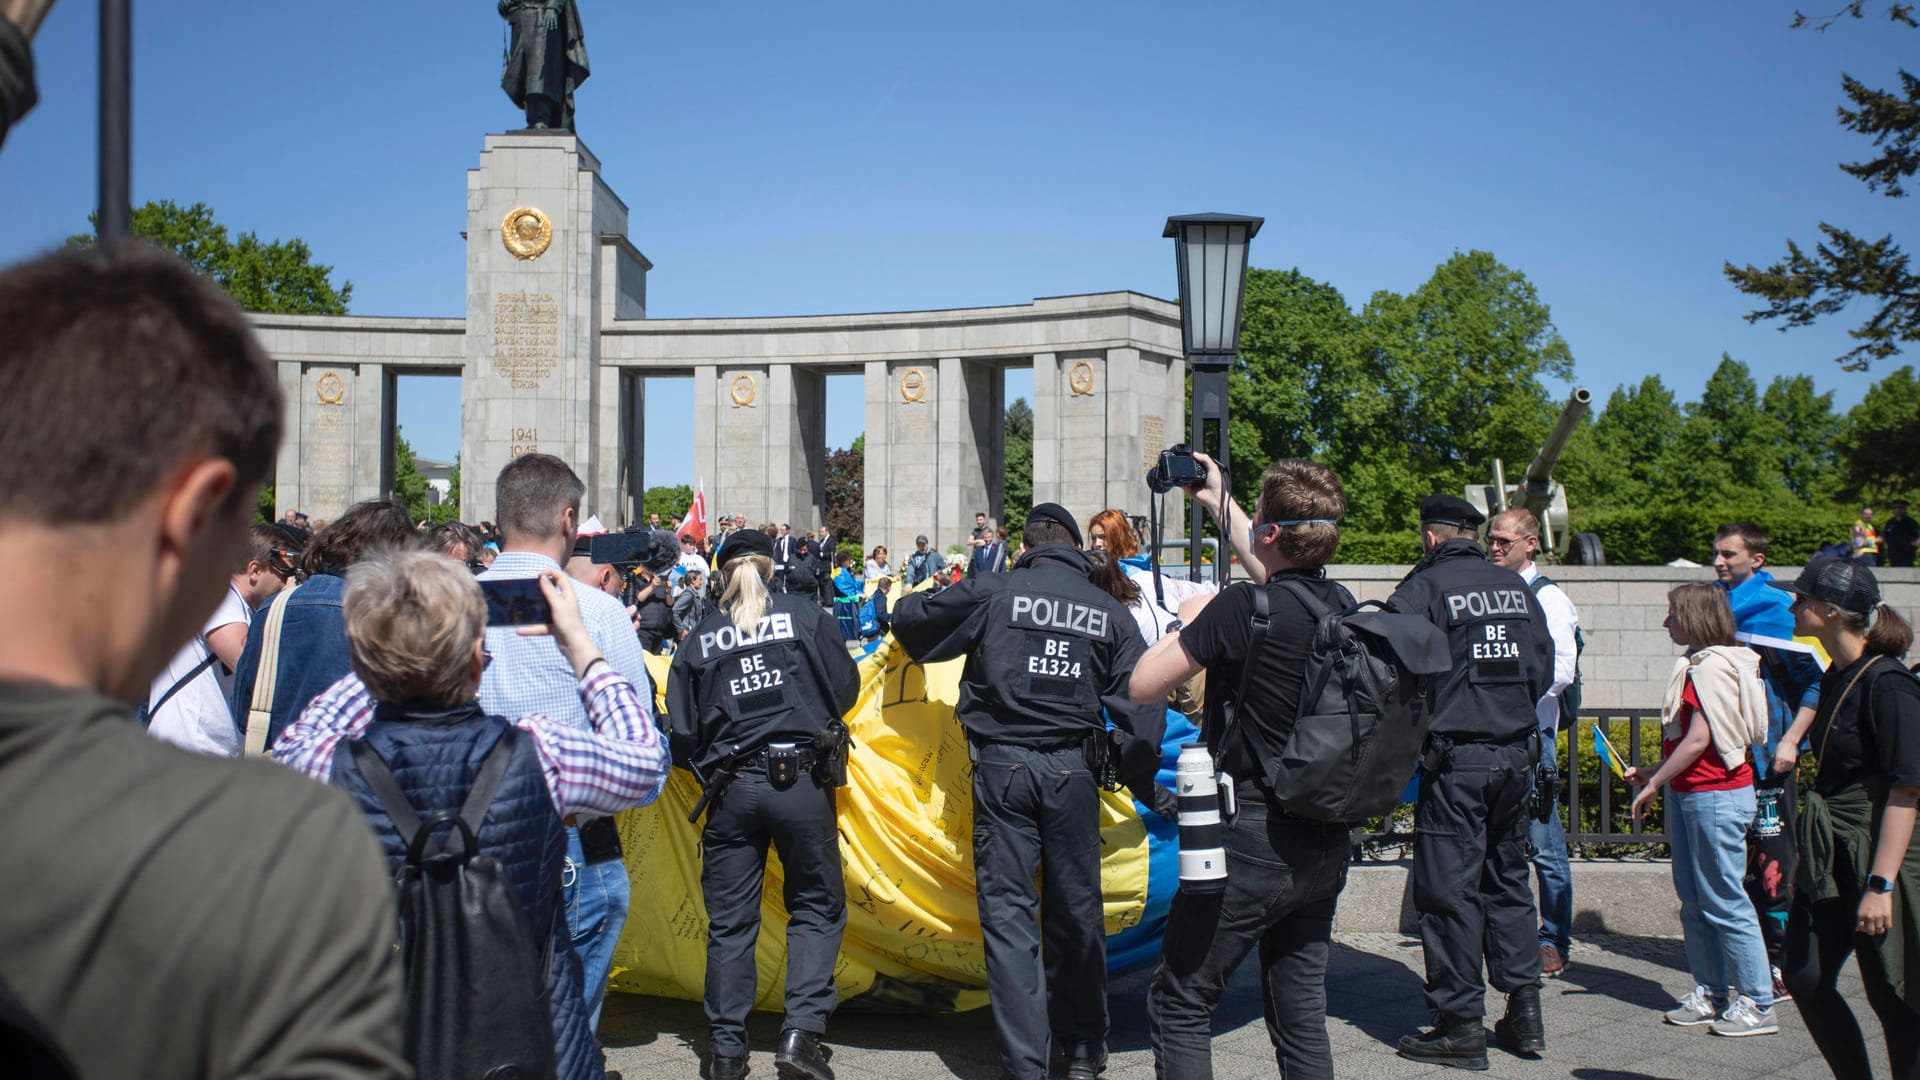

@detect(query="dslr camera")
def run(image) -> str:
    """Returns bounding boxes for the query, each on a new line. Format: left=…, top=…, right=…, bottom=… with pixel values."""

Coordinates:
left=1146, top=443, right=1208, bottom=494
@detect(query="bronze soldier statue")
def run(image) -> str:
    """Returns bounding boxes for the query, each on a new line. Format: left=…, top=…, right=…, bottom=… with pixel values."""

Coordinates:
left=500, top=0, right=589, bottom=132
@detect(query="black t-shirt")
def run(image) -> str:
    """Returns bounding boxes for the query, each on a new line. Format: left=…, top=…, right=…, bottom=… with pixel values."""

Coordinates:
left=1180, top=571, right=1344, bottom=780
left=1810, top=655, right=1920, bottom=796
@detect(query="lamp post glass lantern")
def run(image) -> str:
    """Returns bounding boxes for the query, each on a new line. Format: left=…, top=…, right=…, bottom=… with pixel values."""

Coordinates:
left=1163, top=213, right=1262, bottom=583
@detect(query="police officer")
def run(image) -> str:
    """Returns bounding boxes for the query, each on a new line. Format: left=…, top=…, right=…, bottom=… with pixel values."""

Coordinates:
left=892, top=503, right=1164, bottom=1080
left=1390, top=494, right=1555, bottom=1070
left=666, top=527, right=861, bottom=1080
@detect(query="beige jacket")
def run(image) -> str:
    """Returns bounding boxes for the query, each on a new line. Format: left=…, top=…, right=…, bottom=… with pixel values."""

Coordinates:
left=1662, top=645, right=1768, bottom=771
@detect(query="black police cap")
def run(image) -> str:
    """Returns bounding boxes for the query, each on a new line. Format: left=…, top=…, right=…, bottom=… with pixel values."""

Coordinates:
left=1026, top=502, right=1083, bottom=546
left=716, top=527, right=776, bottom=567
left=1419, top=494, right=1486, bottom=530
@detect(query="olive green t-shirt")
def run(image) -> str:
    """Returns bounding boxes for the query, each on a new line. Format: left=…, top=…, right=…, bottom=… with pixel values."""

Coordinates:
left=0, top=681, right=407, bottom=1079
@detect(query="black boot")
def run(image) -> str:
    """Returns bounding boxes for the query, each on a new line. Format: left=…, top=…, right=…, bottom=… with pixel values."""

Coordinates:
left=1396, top=1017, right=1489, bottom=1071
left=1493, top=985, right=1546, bottom=1055
left=1064, top=1042, right=1107, bottom=1080
left=775, top=1028, right=834, bottom=1080
left=703, top=1052, right=749, bottom=1080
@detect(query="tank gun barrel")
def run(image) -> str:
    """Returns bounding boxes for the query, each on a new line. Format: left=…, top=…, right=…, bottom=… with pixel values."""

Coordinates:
left=1524, top=388, right=1591, bottom=489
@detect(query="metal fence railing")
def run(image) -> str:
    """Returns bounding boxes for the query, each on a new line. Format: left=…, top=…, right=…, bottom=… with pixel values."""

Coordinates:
left=1353, top=708, right=1671, bottom=859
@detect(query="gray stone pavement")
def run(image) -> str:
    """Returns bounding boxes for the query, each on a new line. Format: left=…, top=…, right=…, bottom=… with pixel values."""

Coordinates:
left=600, top=933, right=1885, bottom=1079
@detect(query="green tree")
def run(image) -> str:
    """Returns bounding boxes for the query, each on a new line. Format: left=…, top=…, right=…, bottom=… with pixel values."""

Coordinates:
left=642, top=485, right=695, bottom=526
left=1836, top=364, right=1920, bottom=497
left=1584, top=376, right=1685, bottom=508
left=256, top=482, right=277, bottom=525
left=1761, top=374, right=1841, bottom=502
left=1669, top=355, right=1782, bottom=499
left=824, top=434, right=864, bottom=547
left=69, top=200, right=351, bottom=314
left=1003, top=398, right=1033, bottom=532
left=392, top=427, right=431, bottom=523
left=1725, top=4, right=1920, bottom=370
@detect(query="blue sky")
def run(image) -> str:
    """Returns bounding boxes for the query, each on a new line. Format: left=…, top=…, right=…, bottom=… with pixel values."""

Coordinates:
left=3, top=2, right=1911, bottom=488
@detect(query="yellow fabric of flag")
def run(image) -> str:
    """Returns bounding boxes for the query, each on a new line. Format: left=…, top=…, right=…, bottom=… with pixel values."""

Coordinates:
left=607, top=636, right=1150, bottom=1013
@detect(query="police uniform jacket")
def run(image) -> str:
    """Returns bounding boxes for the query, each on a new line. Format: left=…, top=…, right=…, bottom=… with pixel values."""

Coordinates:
left=665, top=592, right=861, bottom=779
left=891, top=544, right=1165, bottom=755
left=1387, top=537, right=1554, bottom=741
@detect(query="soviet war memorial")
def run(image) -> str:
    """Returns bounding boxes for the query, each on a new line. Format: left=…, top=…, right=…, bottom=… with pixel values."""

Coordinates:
left=4, top=3, right=1920, bottom=1079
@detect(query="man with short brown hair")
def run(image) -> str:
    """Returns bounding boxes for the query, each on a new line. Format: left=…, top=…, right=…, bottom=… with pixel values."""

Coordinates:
left=0, top=246, right=404, bottom=1077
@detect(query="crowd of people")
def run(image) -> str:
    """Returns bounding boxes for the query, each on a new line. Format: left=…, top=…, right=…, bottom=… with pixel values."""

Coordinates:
left=4, top=244, right=1920, bottom=1080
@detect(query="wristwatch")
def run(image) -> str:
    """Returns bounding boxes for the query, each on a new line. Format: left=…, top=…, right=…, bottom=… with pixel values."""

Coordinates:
left=1869, top=874, right=1897, bottom=894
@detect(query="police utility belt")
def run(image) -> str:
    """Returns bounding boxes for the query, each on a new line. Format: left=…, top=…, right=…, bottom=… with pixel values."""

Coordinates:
left=687, top=721, right=852, bottom=824
left=1420, top=728, right=1557, bottom=826
left=967, top=730, right=1123, bottom=791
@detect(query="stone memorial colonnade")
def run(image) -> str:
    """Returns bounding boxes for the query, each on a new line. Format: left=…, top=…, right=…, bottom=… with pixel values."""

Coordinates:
left=253, top=132, right=1186, bottom=551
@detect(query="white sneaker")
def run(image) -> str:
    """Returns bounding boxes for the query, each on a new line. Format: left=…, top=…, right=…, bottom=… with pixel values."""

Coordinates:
left=1710, top=995, right=1779, bottom=1037
left=1663, top=984, right=1718, bottom=1026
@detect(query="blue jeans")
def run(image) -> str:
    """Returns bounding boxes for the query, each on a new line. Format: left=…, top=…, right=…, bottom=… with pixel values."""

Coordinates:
left=1529, top=732, right=1572, bottom=956
left=1669, top=786, right=1772, bottom=1008
left=564, top=825, right=633, bottom=1032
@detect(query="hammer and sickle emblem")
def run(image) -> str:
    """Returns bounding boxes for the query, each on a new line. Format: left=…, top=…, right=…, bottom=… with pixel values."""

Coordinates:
left=900, top=369, right=926, bottom=403
left=315, top=371, right=346, bottom=406
left=729, top=374, right=757, bottom=408
left=501, top=207, right=553, bottom=260
left=1069, top=360, right=1096, bottom=397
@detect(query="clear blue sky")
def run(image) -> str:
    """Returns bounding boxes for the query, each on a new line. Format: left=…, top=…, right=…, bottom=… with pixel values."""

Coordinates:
left=2, top=2, right=1910, bottom=488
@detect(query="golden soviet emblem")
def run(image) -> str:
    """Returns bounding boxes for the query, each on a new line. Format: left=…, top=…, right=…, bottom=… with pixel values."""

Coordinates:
left=730, top=374, right=757, bottom=408
left=502, top=207, right=553, bottom=260
left=315, top=371, right=346, bottom=405
left=900, top=368, right=926, bottom=403
left=1068, top=360, right=1096, bottom=397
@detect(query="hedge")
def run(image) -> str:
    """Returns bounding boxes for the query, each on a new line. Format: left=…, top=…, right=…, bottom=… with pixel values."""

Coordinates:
left=1570, top=502, right=1857, bottom=566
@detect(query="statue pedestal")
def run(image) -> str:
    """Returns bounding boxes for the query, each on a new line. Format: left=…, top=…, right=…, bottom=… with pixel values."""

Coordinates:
left=461, top=132, right=648, bottom=523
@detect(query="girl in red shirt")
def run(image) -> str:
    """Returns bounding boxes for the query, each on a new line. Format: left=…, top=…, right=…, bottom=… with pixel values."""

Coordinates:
left=1627, top=583, right=1776, bottom=1036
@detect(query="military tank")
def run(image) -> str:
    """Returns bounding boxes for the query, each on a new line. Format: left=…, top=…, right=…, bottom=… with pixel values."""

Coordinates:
left=1464, top=387, right=1604, bottom=565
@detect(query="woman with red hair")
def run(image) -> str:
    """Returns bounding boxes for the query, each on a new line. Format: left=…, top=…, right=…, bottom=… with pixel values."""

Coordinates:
left=1088, top=509, right=1215, bottom=644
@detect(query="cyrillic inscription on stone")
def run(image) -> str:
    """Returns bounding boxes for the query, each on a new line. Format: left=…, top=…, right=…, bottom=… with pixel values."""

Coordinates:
left=491, top=291, right=559, bottom=390
left=1141, top=414, right=1164, bottom=471
left=305, top=370, right=352, bottom=516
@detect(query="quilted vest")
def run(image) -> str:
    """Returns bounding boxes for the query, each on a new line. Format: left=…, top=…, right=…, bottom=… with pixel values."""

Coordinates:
left=331, top=704, right=602, bottom=1080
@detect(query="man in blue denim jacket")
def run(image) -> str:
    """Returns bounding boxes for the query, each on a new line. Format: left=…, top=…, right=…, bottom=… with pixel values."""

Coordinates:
left=229, top=500, right=417, bottom=749
left=1712, top=523, right=1824, bottom=997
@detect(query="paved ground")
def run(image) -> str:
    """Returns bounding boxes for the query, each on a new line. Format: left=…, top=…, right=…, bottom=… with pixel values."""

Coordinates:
left=600, top=933, right=1884, bottom=1079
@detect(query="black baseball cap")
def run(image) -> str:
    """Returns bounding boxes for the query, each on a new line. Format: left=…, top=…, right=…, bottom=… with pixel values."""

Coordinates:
left=716, top=527, right=775, bottom=567
left=1026, top=502, right=1083, bottom=546
left=1419, top=494, right=1486, bottom=530
left=1769, top=557, right=1881, bottom=616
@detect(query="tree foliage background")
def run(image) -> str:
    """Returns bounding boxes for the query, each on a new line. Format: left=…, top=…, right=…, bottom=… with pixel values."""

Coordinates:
left=1725, top=2, right=1920, bottom=371
left=72, top=200, right=354, bottom=522
left=1229, top=254, right=1918, bottom=565
left=824, top=436, right=865, bottom=548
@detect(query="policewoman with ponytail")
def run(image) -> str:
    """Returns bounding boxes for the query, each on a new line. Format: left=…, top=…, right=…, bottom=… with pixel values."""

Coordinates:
left=665, top=528, right=861, bottom=1080
left=1770, top=558, right=1920, bottom=1078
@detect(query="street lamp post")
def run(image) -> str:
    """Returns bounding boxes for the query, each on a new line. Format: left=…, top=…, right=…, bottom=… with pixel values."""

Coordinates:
left=98, top=0, right=131, bottom=248
left=1163, top=213, right=1261, bottom=584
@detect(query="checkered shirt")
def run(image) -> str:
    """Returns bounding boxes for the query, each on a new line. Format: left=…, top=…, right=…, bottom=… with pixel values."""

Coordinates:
left=273, top=668, right=667, bottom=816
left=477, top=551, right=655, bottom=731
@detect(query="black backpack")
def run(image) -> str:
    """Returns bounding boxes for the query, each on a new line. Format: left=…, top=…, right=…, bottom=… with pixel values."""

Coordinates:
left=1526, top=573, right=1583, bottom=731
left=351, top=731, right=558, bottom=1080
left=1220, top=579, right=1451, bottom=823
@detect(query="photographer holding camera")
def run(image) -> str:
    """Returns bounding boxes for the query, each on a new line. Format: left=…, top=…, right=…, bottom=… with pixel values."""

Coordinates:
left=1128, top=458, right=1356, bottom=1080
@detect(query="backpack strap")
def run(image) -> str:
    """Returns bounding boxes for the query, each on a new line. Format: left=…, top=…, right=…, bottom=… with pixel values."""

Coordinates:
left=242, top=586, right=297, bottom=756
left=1210, top=582, right=1273, bottom=775
left=351, top=726, right=521, bottom=865
left=146, top=651, right=221, bottom=726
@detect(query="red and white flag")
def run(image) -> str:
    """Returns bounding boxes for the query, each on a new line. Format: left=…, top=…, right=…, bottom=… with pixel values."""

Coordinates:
left=676, top=480, right=708, bottom=544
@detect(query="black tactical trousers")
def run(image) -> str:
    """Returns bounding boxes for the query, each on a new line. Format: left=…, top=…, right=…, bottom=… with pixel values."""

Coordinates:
left=700, top=769, right=845, bottom=1057
left=972, top=742, right=1105, bottom=1080
left=1412, top=740, right=1541, bottom=1023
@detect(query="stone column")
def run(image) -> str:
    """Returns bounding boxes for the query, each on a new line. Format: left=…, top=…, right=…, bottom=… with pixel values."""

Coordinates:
left=878, top=360, right=939, bottom=552
left=462, top=132, right=626, bottom=522
left=712, top=365, right=773, bottom=525
left=936, top=357, right=1002, bottom=542
left=599, top=365, right=631, bottom=525
left=862, top=360, right=892, bottom=553
left=1030, top=352, right=1059, bottom=508
left=693, top=365, right=720, bottom=524
left=296, top=364, right=361, bottom=521
left=354, top=363, right=388, bottom=502
left=768, top=366, right=826, bottom=532
left=273, top=361, right=302, bottom=519
left=1052, top=351, right=1108, bottom=526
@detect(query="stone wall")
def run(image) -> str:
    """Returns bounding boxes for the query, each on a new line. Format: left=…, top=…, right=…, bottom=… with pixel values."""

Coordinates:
left=1325, top=564, right=1920, bottom=708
